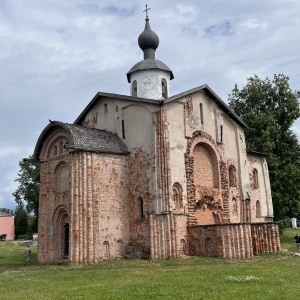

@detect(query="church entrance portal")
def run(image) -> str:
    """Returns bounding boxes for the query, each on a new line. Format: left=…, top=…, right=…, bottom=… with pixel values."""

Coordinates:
left=63, top=223, right=69, bottom=258
left=52, top=205, right=70, bottom=262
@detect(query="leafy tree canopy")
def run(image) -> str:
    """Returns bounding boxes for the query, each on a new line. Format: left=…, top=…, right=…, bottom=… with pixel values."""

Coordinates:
left=228, top=74, right=300, bottom=220
left=0, top=208, right=13, bottom=215
left=14, top=202, right=28, bottom=237
left=12, top=158, right=40, bottom=221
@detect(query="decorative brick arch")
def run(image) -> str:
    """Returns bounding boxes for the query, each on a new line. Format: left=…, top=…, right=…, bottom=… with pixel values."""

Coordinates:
left=185, top=131, right=229, bottom=226
left=52, top=205, right=70, bottom=261
left=54, top=162, right=70, bottom=194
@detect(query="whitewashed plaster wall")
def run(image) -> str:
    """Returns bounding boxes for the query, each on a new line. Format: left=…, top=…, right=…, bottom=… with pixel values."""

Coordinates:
left=130, top=69, right=171, bottom=100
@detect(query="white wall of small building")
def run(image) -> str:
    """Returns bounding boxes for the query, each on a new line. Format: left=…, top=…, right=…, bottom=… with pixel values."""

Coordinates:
left=130, top=69, right=171, bottom=100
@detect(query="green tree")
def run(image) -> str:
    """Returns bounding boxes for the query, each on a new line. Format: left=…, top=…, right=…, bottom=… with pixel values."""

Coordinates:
left=13, top=158, right=40, bottom=232
left=14, top=202, right=28, bottom=238
left=228, top=74, right=300, bottom=220
left=0, top=208, right=12, bottom=215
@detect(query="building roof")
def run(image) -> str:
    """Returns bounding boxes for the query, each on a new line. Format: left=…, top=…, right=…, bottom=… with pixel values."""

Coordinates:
left=126, top=16, right=174, bottom=83
left=74, top=92, right=161, bottom=125
left=127, top=59, right=174, bottom=83
left=165, top=84, right=249, bottom=129
left=0, top=212, right=12, bottom=217
left=33, top=121, right=129, bottom=160
left=247, top=150, right=269, bottom=157
left=74, top=85, right=248, bottom=129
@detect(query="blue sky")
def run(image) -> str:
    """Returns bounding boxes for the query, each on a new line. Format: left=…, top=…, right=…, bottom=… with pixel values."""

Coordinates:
left=0, top=0, right=300, bottom=210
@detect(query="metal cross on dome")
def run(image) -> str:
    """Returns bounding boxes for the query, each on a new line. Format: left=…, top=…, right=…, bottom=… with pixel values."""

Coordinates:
left=143, top=4, right=151, bottom=18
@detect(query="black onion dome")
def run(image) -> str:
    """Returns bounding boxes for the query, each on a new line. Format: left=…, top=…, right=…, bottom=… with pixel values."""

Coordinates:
left=138, top=17, right=159, bottom=51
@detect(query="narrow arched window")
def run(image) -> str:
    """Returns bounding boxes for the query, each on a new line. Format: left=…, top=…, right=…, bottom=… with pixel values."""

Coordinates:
left=104, top=103, right=108, bottom=114
left=117, top=240, right=123, bottom=256
left=253, top=169, right=259, bottom=189
left=56, top=164, right=69, bottom=193
left=172, top=183, right=183, bottom=208
left=229, top=165, right=236, bottom=186
left=137, top=197, right=144, bottom=218
left=132, top=80, right=137, bottom=97
left=200, top=103, right=204, bottom=125
left=161, top=78, right=168, bottom=98
left=256, top=200, right=261, bottom=217
left=220, top=125, right=223, bottom=143
left=180, top=239, right=186, bottom=255
left=103, top=241, right=110, bottom=258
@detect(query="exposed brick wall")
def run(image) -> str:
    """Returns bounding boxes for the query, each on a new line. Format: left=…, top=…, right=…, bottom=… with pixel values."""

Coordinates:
left=36, top=99, right=278, bottom=264
left=185, top=130, right=225, bottom=226
left=188, top=222, right=280, bottom=259
left=127, top=147, right=152, bottom=256
left=193, top=144, right=217, bottom=188
left=38, top=131, right=132, bottom=263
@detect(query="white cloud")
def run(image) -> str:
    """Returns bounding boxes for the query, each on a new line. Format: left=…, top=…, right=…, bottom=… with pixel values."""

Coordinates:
left=0, top=0, right=300, bottom=210
left=241, top=19, right=270, bottom=30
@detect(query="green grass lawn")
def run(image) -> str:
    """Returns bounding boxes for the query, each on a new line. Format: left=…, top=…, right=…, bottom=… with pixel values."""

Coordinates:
left=1, top=229, right=300, bottom=300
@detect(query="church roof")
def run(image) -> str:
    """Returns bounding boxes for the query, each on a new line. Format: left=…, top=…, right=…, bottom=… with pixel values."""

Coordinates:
left=33, top=121, right=129, bottom=160
left=74, top=92, right=161, bottom=125
left=126, top=59, right=174, bottom=83
left=126, top=16, right=174, bottom=83
left=165, top=84, right=249, bottom=129
left=74, top=86, right=248, bottom=129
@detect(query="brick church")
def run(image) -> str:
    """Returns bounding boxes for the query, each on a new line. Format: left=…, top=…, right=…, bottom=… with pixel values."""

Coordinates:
left=33, top=12, right=280, bottom=264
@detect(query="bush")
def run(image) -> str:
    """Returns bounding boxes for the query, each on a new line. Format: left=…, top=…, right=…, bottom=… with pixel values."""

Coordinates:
left=16, top=234, right=31, bottom=240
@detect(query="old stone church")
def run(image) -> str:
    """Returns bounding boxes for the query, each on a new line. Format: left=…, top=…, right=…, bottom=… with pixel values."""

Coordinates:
left=33, top=14, right=280, bottom=264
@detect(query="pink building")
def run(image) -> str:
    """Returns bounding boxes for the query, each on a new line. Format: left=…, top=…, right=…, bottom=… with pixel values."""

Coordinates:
left=0, top=213, right=15, bottom=241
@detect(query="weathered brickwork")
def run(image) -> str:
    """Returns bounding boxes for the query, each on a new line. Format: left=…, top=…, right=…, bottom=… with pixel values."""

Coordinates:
left=127, top=147, right=152, bottom=257
left=35, top=87, right=279, bottom=264
left=188, top=222, right=280, bottom=259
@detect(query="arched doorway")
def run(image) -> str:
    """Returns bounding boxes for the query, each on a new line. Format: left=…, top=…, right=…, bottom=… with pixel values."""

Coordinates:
left=52, top=206, right=70, bottom=261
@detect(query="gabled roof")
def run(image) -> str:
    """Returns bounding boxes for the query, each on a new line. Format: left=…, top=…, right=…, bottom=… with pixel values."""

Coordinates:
left=165, top=84, right=248, bottom=129
left=74, top=85, right=248, bottom=129
left=74, top=92, right=161, bottom=125
left=33, top=121, right=129, bottom=160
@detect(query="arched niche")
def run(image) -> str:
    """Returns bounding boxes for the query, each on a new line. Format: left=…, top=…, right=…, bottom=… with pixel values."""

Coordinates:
left=192, top=143, right=219, bottom=189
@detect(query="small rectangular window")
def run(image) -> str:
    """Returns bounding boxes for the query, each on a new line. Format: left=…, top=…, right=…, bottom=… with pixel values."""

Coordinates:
left=220, top=125, right=223, bottom=143
left=116, top=105, right=118, bottom=113
left=122, top=120, right=125, bottom=139
left=161, top=78, right=168, bottom=98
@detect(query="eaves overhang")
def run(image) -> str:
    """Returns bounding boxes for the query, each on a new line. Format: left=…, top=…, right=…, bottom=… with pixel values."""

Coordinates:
left=32, top=121, right=130, bottom=161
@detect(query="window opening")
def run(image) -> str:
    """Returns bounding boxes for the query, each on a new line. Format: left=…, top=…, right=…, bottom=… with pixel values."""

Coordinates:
left=138, top=197, right=144, bottom=218
left=253, top=169, right=259, bottom=189
left=122, top=120, right=125, bottom=139
left=256, top=200, right=261, bottom=217
left=172, top=183, right=183, bottom=208
left=132, top=80, right=137, bottom=97
left=161, top=78, right=168, bottom=98
left=220, top=125, right=223, bottom=143
left=104, top=103, right=108, bottom=114
left=200, top=103, right=204, bottom=125
left=229, top=165, right=236, bottom=186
